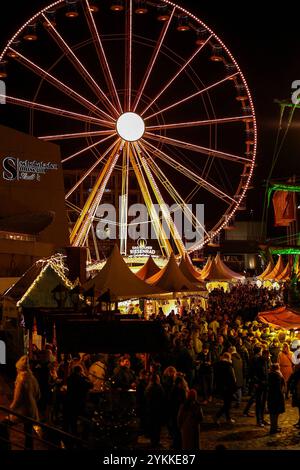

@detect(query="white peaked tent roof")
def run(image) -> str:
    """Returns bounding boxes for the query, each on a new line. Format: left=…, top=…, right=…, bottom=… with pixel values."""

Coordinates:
left=146, top=253, right=202, bottom=292
left=83, top=245, right=163, bottom=300
left=214, top=254, right=244, bottom=280
left=136, top=256, right=161, bottom=281
left=264, top=255, right=285, bottom=281
left=276, top=261, right=291, bottom=281
left=201, top=255, right=244, bottom=281
left=199, top=256, right=213, bottom=280
left=179, top=253, right=203, bottom=284
left=201, top=257, right=233, bottom=281
left=258, top=260, right=274, bottom=280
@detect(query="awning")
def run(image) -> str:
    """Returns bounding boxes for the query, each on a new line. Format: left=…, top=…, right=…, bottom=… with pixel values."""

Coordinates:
left=258, top=306, right=300, bottom=330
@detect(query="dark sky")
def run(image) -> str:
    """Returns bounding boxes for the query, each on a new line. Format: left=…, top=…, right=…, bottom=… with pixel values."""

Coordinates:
left=0, top=0, right=299, bottom=226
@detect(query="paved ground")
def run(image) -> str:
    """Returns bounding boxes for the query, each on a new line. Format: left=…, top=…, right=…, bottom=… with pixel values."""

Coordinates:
left=199, top=398, right=300, bottom=450
left=2, top=372, right=300, bottom=451
left=136, top=397, right=300, bottom=451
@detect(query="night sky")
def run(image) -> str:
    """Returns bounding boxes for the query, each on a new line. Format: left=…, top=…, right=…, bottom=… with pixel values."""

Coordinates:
left=0, top=0, right=299, bottom=228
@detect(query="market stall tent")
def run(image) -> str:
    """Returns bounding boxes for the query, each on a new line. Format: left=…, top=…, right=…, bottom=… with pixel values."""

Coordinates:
left=83, top=245, right=163, bottom=300
left=146, top=253, right=202, bottom=293
left=199, top=257, right=213, bottom=280
left=264, top=256, right=285, bottom=281
left=3, top=256, right=74, bottom=308
left=201, top=256, right=244, bottom=281
left=214, top=254, right=244, bottom=280
left=135, top=256, right=160, bottom=281
left=258, top=306, right=300, bottom=330
left=276, top=261, right=291, bottom=281
left=258, top=260, right=274, bottom=280
left=178, top=254, right=203, bottom=283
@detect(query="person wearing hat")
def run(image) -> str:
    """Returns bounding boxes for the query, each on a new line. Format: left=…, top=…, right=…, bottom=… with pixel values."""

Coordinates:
left=10, top=355, right=40, bottom=449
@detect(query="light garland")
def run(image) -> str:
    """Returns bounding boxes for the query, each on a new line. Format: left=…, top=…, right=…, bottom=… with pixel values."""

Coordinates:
left=17, top=253, right=75, bottom=306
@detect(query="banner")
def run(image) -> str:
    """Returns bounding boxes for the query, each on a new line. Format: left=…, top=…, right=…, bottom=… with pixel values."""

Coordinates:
left=272, top=190, right=296, bottom=226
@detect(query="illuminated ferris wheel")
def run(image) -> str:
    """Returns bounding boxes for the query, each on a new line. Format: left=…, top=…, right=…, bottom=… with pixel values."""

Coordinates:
left=0, top=0, right=257, bottom=260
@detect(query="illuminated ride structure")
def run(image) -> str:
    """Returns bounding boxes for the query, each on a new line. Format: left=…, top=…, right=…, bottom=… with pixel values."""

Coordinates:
left=0, top=0, right=257, bottom=265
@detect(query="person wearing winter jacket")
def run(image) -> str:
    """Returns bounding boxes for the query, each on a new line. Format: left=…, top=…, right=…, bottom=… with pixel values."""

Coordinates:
left=267, top=363, right=285, bottom=434
left=10, top=355, right=40, bottom=449
left=177, top=389, right=203, bottom=449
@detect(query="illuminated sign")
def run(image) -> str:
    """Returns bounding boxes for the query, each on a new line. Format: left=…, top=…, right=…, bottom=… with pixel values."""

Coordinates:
left=129, top=238, right=156, bottom=257
left=2, top=156, right=58, bottom=182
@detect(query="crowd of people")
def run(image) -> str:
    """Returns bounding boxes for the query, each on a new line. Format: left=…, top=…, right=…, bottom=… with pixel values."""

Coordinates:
left=4, top=283, right=300, bottom=449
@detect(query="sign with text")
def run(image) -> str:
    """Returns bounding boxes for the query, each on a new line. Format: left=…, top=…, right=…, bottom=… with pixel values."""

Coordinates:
left=129, top=238, right=157, bottom=257
left=2, top=156, right=59, bottom=182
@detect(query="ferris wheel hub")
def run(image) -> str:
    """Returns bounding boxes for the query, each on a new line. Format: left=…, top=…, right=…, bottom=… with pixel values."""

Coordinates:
left=116, top=112, right=145, bottom=142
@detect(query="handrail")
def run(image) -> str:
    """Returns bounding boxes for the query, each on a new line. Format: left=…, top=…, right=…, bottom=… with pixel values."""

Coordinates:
left=0, top=420, right=62, bottom=450
left=0, top=405, right=88, bottom=448
left=0, top=426, right=24, bottom=450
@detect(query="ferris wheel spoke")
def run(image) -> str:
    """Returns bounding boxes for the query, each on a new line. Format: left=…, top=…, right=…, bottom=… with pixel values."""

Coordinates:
left=144, top=132, right=250, bottom=164
left=39, top=129, right=115, bottom=141
left=66, top=200, right=81, bottom=214
left=9, top=48, right=112, bottom=121
left=61, top=133, right=117, bottom=163
left=124, top=0, right=133, bottom=111
left=139, top=142, right=209, bottom=238
left=65, top=138, right=120, bottom=199
left=120, top=143, right=130, bottom=255
left=1, top=94, right=107, bottom=126
left=142, top=139, right=235, bottom=204
left=129, top=143, right=172, bottom=256
left=147, top=115, right=254, bottom=131
left=71, top=140, right=123, bottom=246
left=135, top=142, right=186, bottom=255
left=42, top=14, right=118, bottom=119
left=83, top=0, right=122, bottom=114
left=132, top=6, right=176, bottom=113
left=140, top=35, right=212, bottom=116
left=144, top=72, right=239, bottom=121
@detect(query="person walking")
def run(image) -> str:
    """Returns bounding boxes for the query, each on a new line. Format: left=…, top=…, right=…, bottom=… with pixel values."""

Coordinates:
left=278, top=343, right=293, bottom=398
left=177, top=389, right=203, bottom=450
left=10, top=355, right=40, bottom=450
left=228, top=346, right=243, bottom=408
left=197, top=346, right=213, bottom=404
left=288, top=364, right=300, bottom=428
left=145, top=373, right=166, bottom=447
left=251, top=347, right=269, bottom=426
left=63, top=365, right=93, bottom=436
left=213, top=353, right=237, bottom=424
left=169, top=375, right=189, bottom=449
left=267, top=363, right=285, bottom=434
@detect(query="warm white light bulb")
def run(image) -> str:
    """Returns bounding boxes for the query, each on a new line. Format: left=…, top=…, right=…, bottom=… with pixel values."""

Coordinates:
left=116, top=112, right=145, bottom=142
